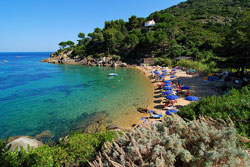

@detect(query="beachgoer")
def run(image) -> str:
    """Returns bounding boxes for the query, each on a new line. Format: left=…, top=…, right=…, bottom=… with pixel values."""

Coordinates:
left=146, top=105, right=150, bottom=113
left=178, top=80, right=181, bottom=87
left=185, top=91, right=190, bottom=97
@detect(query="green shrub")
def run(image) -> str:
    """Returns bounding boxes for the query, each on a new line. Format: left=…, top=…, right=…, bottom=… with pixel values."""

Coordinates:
left=176, top=59, right=217, bottom=74
left=179, top=87, right=250, bottom=142
left=0, top=130, right=117, bottom=166
left=154, top=57, right=172, bottom=67
left=111, top=55, right=121, bottom=61
left=90, top=115, right=250, bottom=166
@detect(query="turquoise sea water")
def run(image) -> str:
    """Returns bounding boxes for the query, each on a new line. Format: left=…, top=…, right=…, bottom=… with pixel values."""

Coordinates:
left=0, top=52, right=152, bottom=140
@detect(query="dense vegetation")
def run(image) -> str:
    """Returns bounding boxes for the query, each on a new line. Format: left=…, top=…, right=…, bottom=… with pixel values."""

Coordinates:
left=57, top=0, right=250, bottom=75
left=0, top=131, right=117, bottom=166
left=179, top=86, right=250, bottom=144
left=90, top=115, right=250, bottom=166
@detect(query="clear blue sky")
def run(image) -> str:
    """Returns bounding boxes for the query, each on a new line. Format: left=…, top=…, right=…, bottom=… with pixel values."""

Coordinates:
left=0, top=0, right=185, bottom=52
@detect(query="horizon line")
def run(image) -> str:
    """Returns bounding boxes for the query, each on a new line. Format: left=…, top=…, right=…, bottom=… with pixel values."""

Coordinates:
left=0, top=51, right=55, bottom=53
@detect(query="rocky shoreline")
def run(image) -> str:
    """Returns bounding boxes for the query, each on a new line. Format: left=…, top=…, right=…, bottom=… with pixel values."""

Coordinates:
left=41, top=51, right=128, bottom=67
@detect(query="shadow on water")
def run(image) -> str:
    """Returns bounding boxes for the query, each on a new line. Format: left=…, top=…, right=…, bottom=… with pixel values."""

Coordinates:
left=43, top=98, right=57, bottom=103
left=33, top=110, right=110, bottom=143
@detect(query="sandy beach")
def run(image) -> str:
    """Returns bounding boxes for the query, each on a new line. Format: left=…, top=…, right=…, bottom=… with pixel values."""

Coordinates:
left=94, top=65, right=220, bottom=131
left=122, top=66, right=220, bottom=127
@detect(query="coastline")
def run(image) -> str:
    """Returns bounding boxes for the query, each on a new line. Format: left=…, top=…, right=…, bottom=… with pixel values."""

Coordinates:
left=7, top=57, right=221, bottom=141
left=106, top=66, right=155, bottom=130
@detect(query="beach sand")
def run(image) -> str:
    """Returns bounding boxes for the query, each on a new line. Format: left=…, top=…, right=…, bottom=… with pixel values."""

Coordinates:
left=129, top=66, right=219, bottom=126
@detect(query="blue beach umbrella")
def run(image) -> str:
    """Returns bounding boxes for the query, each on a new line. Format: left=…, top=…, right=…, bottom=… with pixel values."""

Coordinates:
left=170, top=76, right=177, bottom=78
left=158, top=75, right=165, bottom=78
left=164, top=80, right=172, bottom=83
left=163, top=86, right=173, bottom=90
left=172, top=69, right=177, bottom=71
left=164, top=90, right=173, bottom=95
left=185, top=96, right=199, bottom=101
left=181, top=86, right=190, bottom=90
left=164, top=83, right=172, bottom=86
left=166, top=95, right=179, bottom=100
left=165, top=110, right=178, bottom=115
left=162, top=70, right=167, bottom=72
left=154, top=71, right=160, bottom=75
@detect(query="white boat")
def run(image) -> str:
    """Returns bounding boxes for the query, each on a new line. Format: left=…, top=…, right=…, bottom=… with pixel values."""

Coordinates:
left=109, top=73, right=118, bottom=76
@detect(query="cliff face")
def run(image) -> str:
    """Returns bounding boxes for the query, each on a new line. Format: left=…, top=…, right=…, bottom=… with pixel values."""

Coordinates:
left=41, top=51, right=127, bottom=67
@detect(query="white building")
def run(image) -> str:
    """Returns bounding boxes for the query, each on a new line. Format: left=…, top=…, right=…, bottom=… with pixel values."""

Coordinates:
left=145, top=20, right=156, bottom=27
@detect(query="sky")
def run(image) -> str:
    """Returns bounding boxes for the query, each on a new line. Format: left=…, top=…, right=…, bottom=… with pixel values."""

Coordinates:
left=0, top=0, right=186, bottom=52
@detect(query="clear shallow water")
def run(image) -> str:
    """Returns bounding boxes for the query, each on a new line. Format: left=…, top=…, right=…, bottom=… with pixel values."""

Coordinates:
left=0, top=52, right=152, bottom=140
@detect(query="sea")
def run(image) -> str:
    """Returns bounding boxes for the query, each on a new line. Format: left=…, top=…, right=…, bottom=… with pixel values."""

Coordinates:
left=0, top=52, right=152, bottom=141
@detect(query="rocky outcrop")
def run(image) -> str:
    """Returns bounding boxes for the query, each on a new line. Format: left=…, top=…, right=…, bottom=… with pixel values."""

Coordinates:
left=41, top=51, right=127, bottom=67
left=7, top=136, right=43, bottom=151
left=41, top=51, right=80, bottom=65
left=35, top=130, right=53, bottom=143
left=106, top=124, right=121, bottom=132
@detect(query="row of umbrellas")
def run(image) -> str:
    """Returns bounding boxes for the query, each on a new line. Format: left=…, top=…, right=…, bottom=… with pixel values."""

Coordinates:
left=166, top=94, right=199, bottom=101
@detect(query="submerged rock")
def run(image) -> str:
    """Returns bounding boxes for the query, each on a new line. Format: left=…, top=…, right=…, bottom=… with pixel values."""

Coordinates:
left=35, top=130, right=53, bottom=142
left=7, top=136, right=43, bottom=151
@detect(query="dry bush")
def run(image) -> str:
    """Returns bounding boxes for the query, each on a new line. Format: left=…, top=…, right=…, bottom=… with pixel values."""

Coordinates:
left=89, top=115, right=250, bottom=167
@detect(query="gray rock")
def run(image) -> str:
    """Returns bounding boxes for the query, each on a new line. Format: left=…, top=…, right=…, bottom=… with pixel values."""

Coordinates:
left=120, top=63, right=127, bottom=67
left=7, top=137, right=43, bottom=151
left=107, top=124, right=120, bottom=130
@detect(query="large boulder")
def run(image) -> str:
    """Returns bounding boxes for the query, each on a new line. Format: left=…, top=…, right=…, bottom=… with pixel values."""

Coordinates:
left=106, top=124, right=120, bottom=131
left=7, top=136, right=43, bottom=151
left=120, top=63, right=127, bottom=67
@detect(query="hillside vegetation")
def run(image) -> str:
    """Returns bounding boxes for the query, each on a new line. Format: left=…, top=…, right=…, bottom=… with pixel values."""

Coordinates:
left=57, top=0, right=250, bottom=75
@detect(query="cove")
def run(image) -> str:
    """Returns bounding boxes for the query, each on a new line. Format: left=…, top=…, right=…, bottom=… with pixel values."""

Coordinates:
left=0, top=52, right=152, bottom=140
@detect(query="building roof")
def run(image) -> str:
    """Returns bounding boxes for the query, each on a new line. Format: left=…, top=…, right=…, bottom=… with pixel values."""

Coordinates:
left=174, top=56, right=193, bottom=60
left=145, top=20, right=156, bottom=27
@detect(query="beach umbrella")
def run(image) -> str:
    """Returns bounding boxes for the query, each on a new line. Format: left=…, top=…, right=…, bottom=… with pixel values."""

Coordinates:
left=158, top=75, right=165, bottom=78
left=164, top=83, right=172, bottom=86
left=166, top=95, right=179, bottom=100
left=181, top=86, right=190, bottom=90
left=165, top=110, right=178, bottom=115
left=163, top=86, right=172, bottom=90
left=164, top=80, right=171, bottom=83
left=154, top=71, right=160, bottom=75
left=164, top=90, right=173, bottom=95
left=162, top=70, right=167, bottom=72
left=162, top=73, right=167, bottom=76
left=185, top=96, right=199, bottom=101
left=170, top=76, right=177, bottom=78
left=172, top=69, right=177, bottom=71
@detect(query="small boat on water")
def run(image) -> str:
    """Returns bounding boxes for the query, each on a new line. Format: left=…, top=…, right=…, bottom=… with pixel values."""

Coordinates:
left=109, top=73, right=118, bottom=76
left=1, top=60, right=8, bottom=62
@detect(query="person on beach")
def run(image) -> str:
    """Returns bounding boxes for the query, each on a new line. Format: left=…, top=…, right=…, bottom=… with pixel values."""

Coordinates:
left=146, top=105, right=150, bottom=113
left=177, top=80, right=181, bottom=87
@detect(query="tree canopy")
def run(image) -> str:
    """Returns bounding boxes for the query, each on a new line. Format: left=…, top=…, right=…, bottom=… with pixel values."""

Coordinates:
left=56, top=0, right=250, bottom=72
